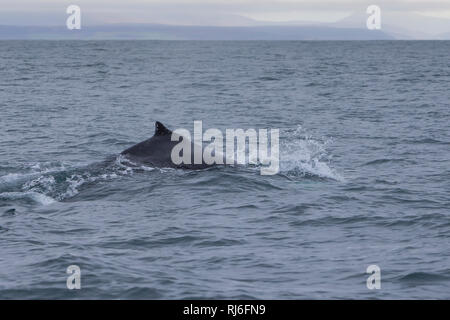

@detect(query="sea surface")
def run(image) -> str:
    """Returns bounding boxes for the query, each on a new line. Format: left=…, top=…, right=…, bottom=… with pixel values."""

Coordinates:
left=0, top=41, right=449, bottom=299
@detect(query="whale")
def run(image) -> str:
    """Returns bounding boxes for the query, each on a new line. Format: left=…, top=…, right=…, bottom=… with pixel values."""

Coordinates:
left=120, top=121, right=212, bottom=169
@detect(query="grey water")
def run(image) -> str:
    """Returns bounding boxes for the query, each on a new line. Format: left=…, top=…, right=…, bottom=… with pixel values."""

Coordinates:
left=0, top=41, right=449, bottom=299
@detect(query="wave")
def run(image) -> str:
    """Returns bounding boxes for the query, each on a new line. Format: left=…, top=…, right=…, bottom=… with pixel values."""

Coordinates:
left=0, top=162, right=68, bottom=185
left=396, top=272, right=449, bottom=284
left=362, top=158, right=414, bottom=166
left=0, top=156, right=162, bottom=206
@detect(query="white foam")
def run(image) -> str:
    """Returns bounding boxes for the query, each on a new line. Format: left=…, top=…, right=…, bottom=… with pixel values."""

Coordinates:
left=0, top=191, right=56, bottom=205
left=63, top=175, right=87, bottom=198
left=22, top=175, right=56, bottom=192
left=140, top=166, right=156, bottom=171
left=0, top=162, right=68, bottom=185
left=0, top=172, right=32, bottom=184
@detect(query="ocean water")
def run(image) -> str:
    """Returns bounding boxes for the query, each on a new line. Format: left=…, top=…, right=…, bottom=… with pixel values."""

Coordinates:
left=0, top=40, right=449, bottom=299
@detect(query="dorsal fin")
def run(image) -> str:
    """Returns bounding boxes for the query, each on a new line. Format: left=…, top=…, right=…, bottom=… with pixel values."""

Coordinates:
left=155, top=121, right=171, bottom=136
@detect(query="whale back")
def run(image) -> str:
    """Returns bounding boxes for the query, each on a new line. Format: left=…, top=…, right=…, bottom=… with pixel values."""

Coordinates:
left=121, top=121, right=211, bottom=169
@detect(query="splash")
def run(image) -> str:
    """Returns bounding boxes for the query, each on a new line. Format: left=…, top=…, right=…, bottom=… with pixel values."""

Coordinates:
left=279, top=126, right=343, bottom=181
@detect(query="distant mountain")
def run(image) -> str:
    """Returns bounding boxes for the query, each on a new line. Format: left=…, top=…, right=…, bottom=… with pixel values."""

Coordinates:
left=0, top=24, right=394, bottom=40
left=332, top=10, right=450, bottom=39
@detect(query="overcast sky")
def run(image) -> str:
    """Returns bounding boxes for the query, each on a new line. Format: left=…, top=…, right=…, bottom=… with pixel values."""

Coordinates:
left=1, top=0, right=450, bottom=26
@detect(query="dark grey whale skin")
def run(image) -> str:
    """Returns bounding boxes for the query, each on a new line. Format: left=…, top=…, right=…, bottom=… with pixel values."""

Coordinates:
left=121, top=121, right=213, bottom=170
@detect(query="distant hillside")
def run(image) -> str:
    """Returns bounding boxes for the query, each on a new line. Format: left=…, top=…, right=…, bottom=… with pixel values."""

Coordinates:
left=333, top=10, right=450, bottom=39
left=0, top=24, right=394, bottom=40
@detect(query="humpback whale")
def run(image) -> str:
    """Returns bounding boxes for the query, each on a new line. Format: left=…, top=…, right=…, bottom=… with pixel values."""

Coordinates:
left=121, top=121, right=212, bottom=169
